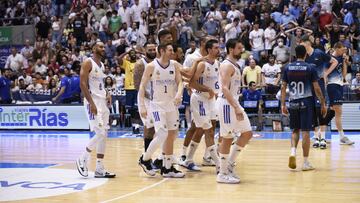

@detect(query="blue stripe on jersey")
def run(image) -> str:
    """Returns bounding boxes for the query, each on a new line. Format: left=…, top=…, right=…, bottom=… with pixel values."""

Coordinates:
left=153, top=112, right=160, bottom=122
left=199, top=101, right=206, bottom=116
left=150, top=81, right=154, bottom=100
left=223, top=105, right=231, bottom=124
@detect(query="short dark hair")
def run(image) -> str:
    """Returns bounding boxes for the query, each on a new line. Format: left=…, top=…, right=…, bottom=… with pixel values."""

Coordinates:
left=226, top=38, right=240, bottom=54
left=158, top=29, right=171, bottom=42
left=205, top=39, right=219, bottom=53
left=334, top=42, right=345, bottom=49
left=301, top=34, right=312, bottom=44
left=295, top=45, right=307, bottom=59
left=157, top=42, right=172, bottom=54
left=144, top=41, right=157, bottom=47
left=249, top=81, right=256, bottom=87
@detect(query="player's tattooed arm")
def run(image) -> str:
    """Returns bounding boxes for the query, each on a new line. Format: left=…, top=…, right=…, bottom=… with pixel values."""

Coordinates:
left=134, top=60, right=150, bottom=99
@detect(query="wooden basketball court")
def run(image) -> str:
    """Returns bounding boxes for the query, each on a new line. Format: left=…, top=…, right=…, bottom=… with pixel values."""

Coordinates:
left=1, top=132, right=360, bottom=203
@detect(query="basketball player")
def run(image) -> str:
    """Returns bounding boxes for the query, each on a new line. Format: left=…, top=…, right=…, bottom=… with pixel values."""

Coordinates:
left=181, top=39, right=221, bottom=171
left=325, top=42, right=354, bottom=145
left=179, top=35, right=217, bottom=167
left=281, top=45, right=327, bottom=171
left=216, top=39, right=253, bottom=184
left=300, top=35, right=338, bottom=149
left=76, top=41, right=116, bottom=178
left=134, top=42, right=157, bottom=152
left=138, top=43, right=185, bottom=178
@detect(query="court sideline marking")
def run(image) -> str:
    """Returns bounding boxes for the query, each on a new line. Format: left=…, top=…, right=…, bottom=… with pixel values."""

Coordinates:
left=99, top=179, right=168, bottom=203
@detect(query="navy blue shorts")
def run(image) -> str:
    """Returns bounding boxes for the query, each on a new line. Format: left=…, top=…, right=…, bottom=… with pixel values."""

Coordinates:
left=327, top=84, right=343, bottom=106
left=289, top=97, right=316, bottom=131
left=125, top=90, right=138, bottom=108
left=182, top=88, right=190, bottom=106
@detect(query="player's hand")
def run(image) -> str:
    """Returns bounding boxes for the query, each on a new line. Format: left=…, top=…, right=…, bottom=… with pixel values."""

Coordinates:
left=51, top=97, right=57, bottom=103
left=174, top=95, right=182, bottom=106
left=208, top=89, right=215, bottom=99
left=140, top=107, right=147, bottom=119
left=235, top=106, right=244, bottom=121
left=90, top=103, right=98, bottom=115
left=320, top=104, right=327, bottom=118
left=281, top=105, right=289, bottom=116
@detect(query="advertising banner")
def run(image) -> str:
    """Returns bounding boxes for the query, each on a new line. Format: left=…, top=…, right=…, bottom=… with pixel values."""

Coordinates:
left=0, top=105, right=89, bottom=130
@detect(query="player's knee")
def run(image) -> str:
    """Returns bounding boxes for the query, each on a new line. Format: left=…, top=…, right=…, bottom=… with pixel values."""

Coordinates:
left=156, top=127, right=168, bottom=142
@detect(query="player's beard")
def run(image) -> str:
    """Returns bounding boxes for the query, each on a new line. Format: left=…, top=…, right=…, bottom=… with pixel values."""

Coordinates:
left=146, top=52, right=156, bottom=60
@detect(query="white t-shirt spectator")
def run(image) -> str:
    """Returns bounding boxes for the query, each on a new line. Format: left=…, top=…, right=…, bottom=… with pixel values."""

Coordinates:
left=249, top=29, right=265, bottom=51
left=262, top=63, right=281, bottom=85
left=34, top=64, right=48, bottom=75
left=224, top=23, right=241, bottom=42
left=273, top=45, right=290, bottom=63
left=114, top=74, right=125, bottom=89
left=118, top=6, right=133, bottom=27
left=5, top=53, right=24, bottom=72
left=264, top=27, right=276, bottom=50
left=226, top=10, right=241, bottom=21
left=320, top=0, right=332, bottom=12
left=131, top=4, right=145, bottom=23
left=205, top=10, right=222, bottom=20
left=99, top=16, right=109, bottom=32
left=18, top=75, right=33, bottom=85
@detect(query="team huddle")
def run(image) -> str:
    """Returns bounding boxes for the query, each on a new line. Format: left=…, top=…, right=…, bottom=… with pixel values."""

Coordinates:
left=75, top=30, right=354, bottom=184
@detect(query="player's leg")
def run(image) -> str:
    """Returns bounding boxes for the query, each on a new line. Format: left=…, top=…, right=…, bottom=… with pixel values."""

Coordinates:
left=334, top=105, right=354, bottom=145
left=179, top=121, right=196, bottom=162
left=300, top=98, right=315, bottom=171
left=182, top=127, right=203, bottom=170
left=288, top=101, right=301, bottom=169
left=301, top=130, right=314, bottom=171
left=203, top=121, right=219, bottom=171
left=289, top=129, right=300, bottom=169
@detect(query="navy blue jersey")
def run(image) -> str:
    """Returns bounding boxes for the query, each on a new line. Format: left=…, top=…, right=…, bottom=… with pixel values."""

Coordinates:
left=283, top=61, right=319, bottom=101
left=305, top=49, right=331, bottom=79
left=70, top=75, right=81, bottom=95
left=327, top=55, right=343, bottom=85
left=60, top=76, right=73, bottom=100
left=0, top=76, right=11, bottom=101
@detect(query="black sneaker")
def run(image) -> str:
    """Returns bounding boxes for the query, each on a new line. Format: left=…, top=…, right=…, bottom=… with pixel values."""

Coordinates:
left=153, top=158, right=163, bottom=170
left=313, top=138, right=320, bottom=148
left=319, top=139, right=327, bottom=149
left=138, top=155, right=156, bottom=176
left=161, top=166, right=185, bottom=178
left=94, top=170, right=116, bottom=178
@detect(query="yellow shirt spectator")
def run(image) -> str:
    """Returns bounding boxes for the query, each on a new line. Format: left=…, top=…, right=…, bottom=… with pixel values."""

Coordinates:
left=123, top=59, right=136, bottom=90
left=242, top=61, right=262, bottom=86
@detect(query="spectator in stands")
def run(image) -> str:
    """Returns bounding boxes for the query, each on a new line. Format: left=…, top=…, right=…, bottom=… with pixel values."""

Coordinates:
left=51, top=16, right=62, bottom=46
left=35, top=15, right=51, bottom=39
left=52, top=67, right=73, bottom=103
left=33, top=59, right=48, bottom=75
left=17, top=78, right=27, bottom=90
left=262, top=55, right=281, bottom=95
left=264, top=21, right=277, bottom=55
left=226, top=2, right=241, bottom=21
left=47, top=78, right=58, bottom=94
left=242, top=59, right=262, bottom=87
left=105, top=76, right=115, bottom=90
left=0, top=69, right=12, bottom=104
left=109, top=10, right=122, bottom=35
left=351, top=72, right=360, bottom=100
left=242, top=81, right=263, bottom=131
left=105, top=40, right=117, bottom=67
left=17, top=70, right=32, bottom=86
left=60, top=56, right=71, bottom=70
left=249, top=21, right=265, bottom=62
left=99, top=11, right=112, bottom=42
left=5, top=47, right=25, bottom=73
left=273, top=38, right=290, bottom=64
left=224, top=17, right=241, bottom=42
left=70, top=62, right=81, bottom=103
left=202, top=16, right=220, bottom=37
left=113, top=67, right=125, bottom=90
left=73, top=13, right=86, bottom=46
left=27, top=77, right=43, bottom=91
left=118, top=0, right=133, bottom=28
left=21, top=39, right=34, bottom=63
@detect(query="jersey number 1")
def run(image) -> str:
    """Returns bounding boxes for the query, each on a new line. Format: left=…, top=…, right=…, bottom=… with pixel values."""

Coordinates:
left=164, top=85, right=167, bottom=93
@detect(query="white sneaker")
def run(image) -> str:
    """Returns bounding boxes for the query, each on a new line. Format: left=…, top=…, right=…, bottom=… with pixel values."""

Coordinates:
left=319, top=139, right=327, bottom=149
left=216, top=173, right=240, bottom=184
left=76, top=157, right=88, bottom=177
left=228, top=162, right=240, bottom=180
left=178, top=155, right=186, bottom=166
left=202, top=157, right=216, bottom=166
left=340, top=137, right=355, bottom=145
left=302, top=162, right=315, bottom=171
left=94, top=169, right=116, bottom=178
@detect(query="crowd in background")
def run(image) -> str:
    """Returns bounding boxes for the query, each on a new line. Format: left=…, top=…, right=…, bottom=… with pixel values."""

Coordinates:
left=1, top=0, right=360, bottom=107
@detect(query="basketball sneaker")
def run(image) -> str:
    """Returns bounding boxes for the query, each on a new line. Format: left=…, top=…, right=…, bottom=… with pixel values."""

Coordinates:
left=152, top=158, right=163, bottom=170
left=202, top=157, right=216, bottom=166
left=228, top=162, right=240, bottom=180
left=178, top=155, right=186, bottom=166
left=302, top=162, right=315, bottom=171
left=288, top=156, right=296, bottom=169
left=216, top=173, right=240, bottom=184
left=161, top=166, right=185, bottom=178
left=138, top=155, right=156, bottom=176
left=183, top=161, right=201, bottom=171
left=95, top=169, right=116, bottom=178
left=340, top=137, right=355, bottom=145
left=313, top=138, right=320, bottom=148
left=76, top=157, right=88, bottom=177
left=319, top=139, right=327, bottom=149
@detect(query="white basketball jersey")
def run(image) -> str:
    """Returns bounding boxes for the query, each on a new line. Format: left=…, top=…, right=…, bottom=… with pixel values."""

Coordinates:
left=141, top=58, right=152, bottom=96
left=195, top=60, right=220, bottom=98
left=150, top=59, right=177, bottom=111
left=218, top=59, right=242, bottom=99
left=88, top=58, right=107, bottom=99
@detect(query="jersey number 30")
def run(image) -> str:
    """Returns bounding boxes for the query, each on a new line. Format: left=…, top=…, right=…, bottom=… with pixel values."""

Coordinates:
left=289, top=81, right=304, bottom=96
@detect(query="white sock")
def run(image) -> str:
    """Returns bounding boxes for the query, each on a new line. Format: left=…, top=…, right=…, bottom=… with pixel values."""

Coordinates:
left=208, top=145, right=219, bottom=166
left=339, top=130, right=345, bottom=139
left=157, top=153, right=164, bottom=160
left=181, top=146, right=188, bottom=156
left=304, top=157, right=309, bottom=163
left=290, top=147, right=296, bottom=156
left=187, top=141, right=199, bottom=162
left=314, top=129, right=320, bottom=139
left=219, top=153, right=229, bottom=175
left=204, top=146, right=210, bottom=159
left=228, top=144, right=243, bottom=165
left=96, top=159, right=104, bottom=170
left=82, top=150, right=90, bottom=160
left=320, top=131, right=325, bottom=140
left=164, top=155, right=172, bottom=169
